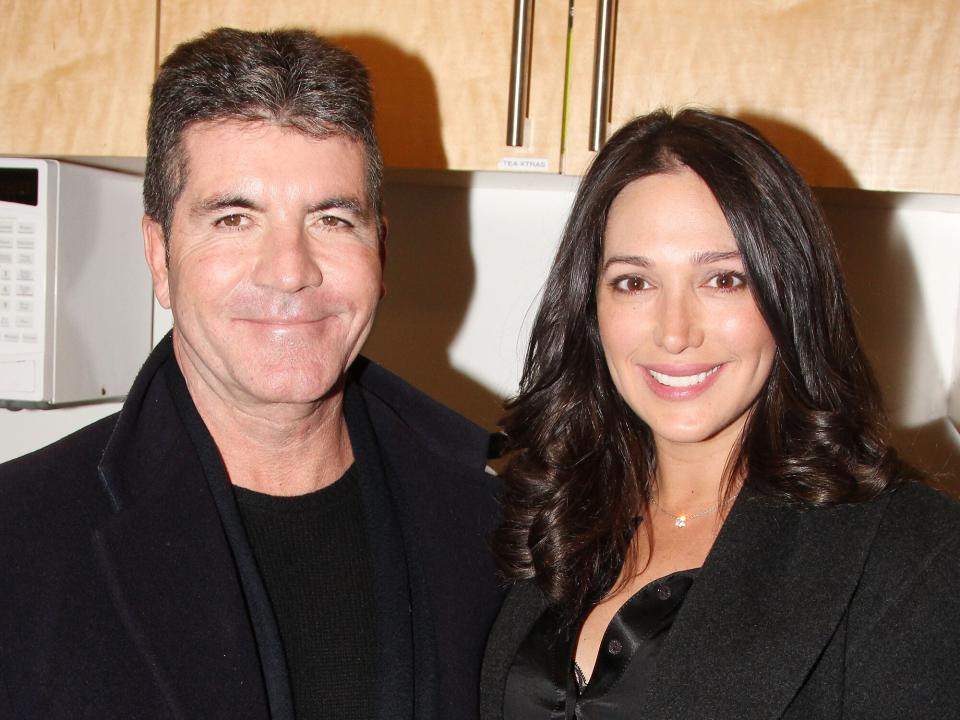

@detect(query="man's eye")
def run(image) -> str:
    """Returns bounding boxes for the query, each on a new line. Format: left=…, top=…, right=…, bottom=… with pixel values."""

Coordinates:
left=218, top=214, right=245, bottom=228
left=706, top=271, right=746, bottom=290
left=319, top=215, right=346, bottom=227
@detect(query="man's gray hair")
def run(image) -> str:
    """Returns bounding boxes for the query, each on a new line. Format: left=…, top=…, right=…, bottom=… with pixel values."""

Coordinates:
left=143, top=27, right=383, bottom=243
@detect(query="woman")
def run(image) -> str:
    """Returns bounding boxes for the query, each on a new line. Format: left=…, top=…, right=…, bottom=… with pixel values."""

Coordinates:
left=481, top=109, right=960, bottom=719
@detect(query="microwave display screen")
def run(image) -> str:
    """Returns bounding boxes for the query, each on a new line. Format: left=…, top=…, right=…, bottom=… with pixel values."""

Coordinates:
left=0, top=168, right=39, bottom=206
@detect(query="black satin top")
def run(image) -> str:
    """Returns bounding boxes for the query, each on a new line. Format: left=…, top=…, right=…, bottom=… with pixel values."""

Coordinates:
left=503, top=569, right=698, bottom=720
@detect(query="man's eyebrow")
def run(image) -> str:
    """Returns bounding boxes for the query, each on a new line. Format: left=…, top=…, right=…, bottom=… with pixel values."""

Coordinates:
left=306, top=196, right=368, bottom=216
left=190, top=194, right=263, bottom=216
left=187, top=194, right=373, bottom=221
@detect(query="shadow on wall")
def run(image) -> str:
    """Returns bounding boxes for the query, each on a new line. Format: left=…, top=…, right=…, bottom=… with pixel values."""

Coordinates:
left=364, top=179, right=505, bottom=432
left=822, top=192, right=960, bottom=496
left=741, top=113, right=959, bottom=495
left=329, top=34, right=447, bottom=169
left=331, top=35, right=504, bottom=432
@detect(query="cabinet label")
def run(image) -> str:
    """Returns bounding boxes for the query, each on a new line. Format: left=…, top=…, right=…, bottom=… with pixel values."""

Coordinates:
left=497, top=157, right=549, bottom=172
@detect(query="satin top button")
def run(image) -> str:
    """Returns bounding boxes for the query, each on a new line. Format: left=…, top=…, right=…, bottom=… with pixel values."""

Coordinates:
left=656, top=584, right=672, bottom=600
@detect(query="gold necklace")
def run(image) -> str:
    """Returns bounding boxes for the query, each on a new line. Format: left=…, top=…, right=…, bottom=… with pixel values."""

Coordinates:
left=652, top=496, right=719, bottom=528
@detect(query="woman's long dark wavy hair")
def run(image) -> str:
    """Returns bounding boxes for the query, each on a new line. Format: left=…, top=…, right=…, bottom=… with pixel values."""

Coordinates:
left=494, top=108, right=922, bottom=623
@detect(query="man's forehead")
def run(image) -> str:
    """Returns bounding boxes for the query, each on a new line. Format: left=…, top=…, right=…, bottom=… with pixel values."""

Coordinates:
left=176, top=119, right=370, bottom=204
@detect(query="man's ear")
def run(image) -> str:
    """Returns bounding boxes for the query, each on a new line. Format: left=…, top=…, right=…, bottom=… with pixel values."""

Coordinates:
left=143, top=215, right=171, bottom=309
left=378, top=215, right=388, bottom=299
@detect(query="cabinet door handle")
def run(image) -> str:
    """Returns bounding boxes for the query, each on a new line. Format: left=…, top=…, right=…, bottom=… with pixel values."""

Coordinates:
left=589, top=0, right=618, bottom=151
left=507, top=0, right=536, bottom=146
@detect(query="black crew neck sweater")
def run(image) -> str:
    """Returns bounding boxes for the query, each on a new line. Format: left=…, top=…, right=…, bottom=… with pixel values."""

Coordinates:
left=234, top=465, right=377, bottom=720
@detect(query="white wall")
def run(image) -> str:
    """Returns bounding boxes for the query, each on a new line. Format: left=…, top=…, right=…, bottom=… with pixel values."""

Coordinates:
left=818, top=190, right=960, bottom=488
left=362, top=171, right=579, bottom=429
left=1, top=172, right=957, bottom=492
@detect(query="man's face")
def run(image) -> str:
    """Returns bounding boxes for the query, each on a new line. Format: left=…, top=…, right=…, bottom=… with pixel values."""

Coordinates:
left=144, top=120, right=383, bottom=413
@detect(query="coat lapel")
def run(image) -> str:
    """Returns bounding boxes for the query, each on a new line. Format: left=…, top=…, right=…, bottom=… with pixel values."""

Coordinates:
left=370, top=417, right=441, bottom=720
left=92, top=340, right=269, bottom=719
left=343, top=383, right=417, bottom=720
left=354, top=359, right=501, bottom=720
left=646, top=486, right=888, bottom=719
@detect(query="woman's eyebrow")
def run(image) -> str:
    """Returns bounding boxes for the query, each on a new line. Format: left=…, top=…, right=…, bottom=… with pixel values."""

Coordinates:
left=603, top=254, right=650, bottom=270
left=602, top=250, right=741, bottom=270
left=692, top=250, right=742, bottom=264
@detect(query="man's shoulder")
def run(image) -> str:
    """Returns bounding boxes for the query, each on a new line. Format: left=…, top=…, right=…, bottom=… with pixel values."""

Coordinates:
left=350, top=355, right=492, bottom=466
left=0, top=412, right=118, bottom=511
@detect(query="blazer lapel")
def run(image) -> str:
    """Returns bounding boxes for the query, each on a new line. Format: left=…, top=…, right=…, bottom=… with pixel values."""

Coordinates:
left=646, top=487, right=888, bottom=719
left=480, top=581, right=548, bottom=720
left=93, top=351, right=269, bottom=719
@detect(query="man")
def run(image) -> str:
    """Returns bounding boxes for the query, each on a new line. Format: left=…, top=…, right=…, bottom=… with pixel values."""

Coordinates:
left=0, top=28, right=502, bottom=720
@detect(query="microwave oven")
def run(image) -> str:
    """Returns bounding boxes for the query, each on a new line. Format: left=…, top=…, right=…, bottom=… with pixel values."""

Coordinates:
left=0, top=158, right=152, bottom=407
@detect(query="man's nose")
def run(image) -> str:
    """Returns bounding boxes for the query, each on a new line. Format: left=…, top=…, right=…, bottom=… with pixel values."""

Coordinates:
left=251, top=224, right=324, bottom=292
left=652, top=288, right=705, bottom=353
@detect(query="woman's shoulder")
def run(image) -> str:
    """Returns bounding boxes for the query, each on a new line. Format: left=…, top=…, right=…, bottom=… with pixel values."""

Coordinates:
left=841, top=481, right=960, bottom=704
left=877, top=480, right=960, bottom=549
left=854, top=480, right=960, bottom=615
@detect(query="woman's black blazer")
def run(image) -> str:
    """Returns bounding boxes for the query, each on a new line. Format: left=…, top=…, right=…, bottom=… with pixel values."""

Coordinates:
left=482, top=482, right=960, bottom=720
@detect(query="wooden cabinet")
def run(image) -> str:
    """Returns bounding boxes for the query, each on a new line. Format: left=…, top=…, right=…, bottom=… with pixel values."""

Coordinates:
left=0, top=1, right=157, bottom=157
left=3, top=1, right=958, bottom=193
left=562, top=1, right=960, bottom=193
left=157, top=0, right=570, bottom=173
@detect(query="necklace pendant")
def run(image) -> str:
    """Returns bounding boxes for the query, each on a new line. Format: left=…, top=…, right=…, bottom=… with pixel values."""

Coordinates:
left=675, top=515, right=687, bottom=528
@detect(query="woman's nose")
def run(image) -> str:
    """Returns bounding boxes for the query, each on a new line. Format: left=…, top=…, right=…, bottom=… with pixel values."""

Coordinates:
left=653, top=289, right=705, bottom=353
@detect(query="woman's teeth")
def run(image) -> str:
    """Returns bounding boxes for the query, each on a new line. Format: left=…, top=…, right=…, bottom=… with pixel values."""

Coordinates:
left=649, top=366, right=719, bottom=388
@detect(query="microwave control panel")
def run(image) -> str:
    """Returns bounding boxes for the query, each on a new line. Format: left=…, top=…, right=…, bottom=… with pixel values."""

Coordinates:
left=0, top=162, right=47, bottom=399
left=0, top=216, right=42, bottom=346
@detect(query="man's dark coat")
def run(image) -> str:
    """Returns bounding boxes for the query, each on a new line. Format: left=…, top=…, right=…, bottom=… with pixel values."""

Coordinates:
left=0, top=335, right=503, bottom=720
left=481, top=482, right=960, bottom=719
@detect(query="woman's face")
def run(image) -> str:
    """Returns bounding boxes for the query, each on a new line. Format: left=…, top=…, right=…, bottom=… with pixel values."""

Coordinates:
left=596, top=167, right=776, bottom=457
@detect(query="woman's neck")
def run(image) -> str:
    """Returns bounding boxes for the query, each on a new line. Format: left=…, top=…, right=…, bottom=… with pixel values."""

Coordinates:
left=652, top=420, right=744, bottom=510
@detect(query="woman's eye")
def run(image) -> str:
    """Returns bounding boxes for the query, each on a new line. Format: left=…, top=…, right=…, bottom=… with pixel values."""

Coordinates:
left=706, top=271, right=746, bottom=290
left=613, top=275, right=649, bottom=293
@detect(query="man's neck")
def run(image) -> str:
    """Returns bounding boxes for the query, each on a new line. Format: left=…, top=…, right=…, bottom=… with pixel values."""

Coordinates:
left=221, top=406, right=354, bottom=497
left=182, top=373, right=355, bottom=497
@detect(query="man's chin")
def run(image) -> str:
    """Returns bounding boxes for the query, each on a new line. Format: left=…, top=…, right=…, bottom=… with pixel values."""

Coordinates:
left=241, top=366, right=349, bottom=406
